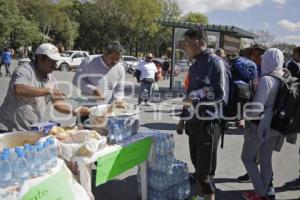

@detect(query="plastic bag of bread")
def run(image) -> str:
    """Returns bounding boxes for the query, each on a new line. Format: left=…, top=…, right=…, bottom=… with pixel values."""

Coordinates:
left=48, top=126, right=70, bottom=140
left=76, top=138, right=101, bottom=157
left=56, top=129, right=107, bottom=161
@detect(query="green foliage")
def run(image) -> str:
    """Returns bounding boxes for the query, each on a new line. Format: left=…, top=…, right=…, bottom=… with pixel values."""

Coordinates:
left=11, top=16, right=42, bottom=47
left=0, top=0, right=19, bottom=47
left=0, top=0, right=209, bottom=56
left=183, top=12, right=208, bottom=24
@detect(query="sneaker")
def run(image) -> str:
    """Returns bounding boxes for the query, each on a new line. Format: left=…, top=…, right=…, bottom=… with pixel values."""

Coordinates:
left=267, top=186, right=276, bottom=200
left=242, top=191, right=269, bottom=200
left=238, top=173, right=251, bottom=183
left=285, top=177, right=300, bottom=190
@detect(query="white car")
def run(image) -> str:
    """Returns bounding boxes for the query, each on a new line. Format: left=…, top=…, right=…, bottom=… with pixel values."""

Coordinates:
left=121, top=55, right=138, bottom=73
left=57, top=51, right=89, bottom=71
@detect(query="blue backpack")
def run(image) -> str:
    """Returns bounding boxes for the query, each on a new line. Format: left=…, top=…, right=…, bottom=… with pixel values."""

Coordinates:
left=224, top=57, right=258, bottom=120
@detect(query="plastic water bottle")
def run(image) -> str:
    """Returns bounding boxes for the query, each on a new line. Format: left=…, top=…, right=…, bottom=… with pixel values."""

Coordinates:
left=107, top=120, right=116, bottom=145
left=125, top=118, right=132, bottom=139
left=118, top=120, right=126, bottom=141
left=0, top=153, right=13, bottom=188
left=107, top=119, right=115, bottom=135
left=47, top=138, right=57, bottom=168
left=43, top=141, right=51, bottom=170
left=13, top=150, right=29, bottom=185
left=23, top=144, right=31, bottom=158
left=114, top=123, right=123, bottom=143
left=35, top=141, right=42, bottom=149
left=26, top=146, right=38, bottom=178
left=35, top=146, right=46, bottom=176
left=107, top=132, right=116, bottom=145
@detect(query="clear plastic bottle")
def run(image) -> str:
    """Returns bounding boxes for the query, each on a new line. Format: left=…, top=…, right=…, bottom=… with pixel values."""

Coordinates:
left=23, top=144, right=31, bottom=159
left=27, top=146, right=38, bottom=178
left=107, top=119, right=115, bottom=135
left=107, top=119, right=116, bottom=145
left=124, top=118, right=132, bottom=139
left=43, top=141, right=51, bottom=170
left=0, top=153, right=13, bottom=188
left=13, top=150, right=29, bottom=185
left=114, top=123, right=123, bottom=143
left=46, top=138, right=57, bottom=168
left=35, top=146, right=46, bottom=176
left=35, top=141, right=42, bottom=149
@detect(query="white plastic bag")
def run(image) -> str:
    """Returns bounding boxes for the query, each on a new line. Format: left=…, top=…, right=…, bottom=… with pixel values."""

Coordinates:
left=152, top=82, right=159, bottom=91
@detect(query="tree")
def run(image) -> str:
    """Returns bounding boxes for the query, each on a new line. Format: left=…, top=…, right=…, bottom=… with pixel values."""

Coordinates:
left=154, top=0, right=181, bottom=56
left=252, top=29, right=275, bottom=46
left=17, top=0, right=79, bottom=49
left=115, top=0, right=162, bottom=55
left=272, top=42, right=296, bottom=57
left=10, top=16, right=42, bottom=48
left=160, top=0, right=181, bottom=20
left=0, top=0, right=19, bottom=47
left=183, top=12, right=208, bottom=24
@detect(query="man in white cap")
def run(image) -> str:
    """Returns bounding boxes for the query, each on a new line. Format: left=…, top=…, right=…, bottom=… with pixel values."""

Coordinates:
left=0, top=43, right=89, bottom=132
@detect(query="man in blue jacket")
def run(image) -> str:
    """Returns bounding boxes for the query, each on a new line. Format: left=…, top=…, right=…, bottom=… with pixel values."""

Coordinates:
left=182, top=27, right=230, bottom=200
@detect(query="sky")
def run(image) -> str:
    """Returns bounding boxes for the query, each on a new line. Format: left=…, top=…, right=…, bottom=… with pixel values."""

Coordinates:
left=175, top=0, right=300, bottom=45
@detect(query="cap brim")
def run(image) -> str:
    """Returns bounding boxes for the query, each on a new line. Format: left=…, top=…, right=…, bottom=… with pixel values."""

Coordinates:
left=47, top=53, right=62, bottom=61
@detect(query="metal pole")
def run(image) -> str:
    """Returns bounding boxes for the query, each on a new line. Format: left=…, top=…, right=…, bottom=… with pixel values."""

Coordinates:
left=170, top=27, right=176, bottom=90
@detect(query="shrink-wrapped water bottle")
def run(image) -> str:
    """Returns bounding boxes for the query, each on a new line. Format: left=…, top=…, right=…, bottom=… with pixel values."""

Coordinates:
left=0, top=153, right=13, bottom=188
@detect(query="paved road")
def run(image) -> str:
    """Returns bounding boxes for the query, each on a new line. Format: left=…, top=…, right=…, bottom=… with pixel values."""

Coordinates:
left=0, top=61, right=299, bottom=200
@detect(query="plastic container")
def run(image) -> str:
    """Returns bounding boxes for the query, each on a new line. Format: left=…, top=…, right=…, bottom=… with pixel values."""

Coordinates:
left=0, top=153, right=13, bottom=188
left=30, top=121, right=60, bottom=134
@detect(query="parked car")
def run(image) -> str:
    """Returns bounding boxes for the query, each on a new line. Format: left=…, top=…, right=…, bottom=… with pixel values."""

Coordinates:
left=121, top=55, right=138, bottom=74
left=57, top=51, right=89, bottom=71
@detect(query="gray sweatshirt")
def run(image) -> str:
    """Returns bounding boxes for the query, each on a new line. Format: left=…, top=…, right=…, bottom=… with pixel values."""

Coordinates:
left=72, top=55, right=125, bottom=105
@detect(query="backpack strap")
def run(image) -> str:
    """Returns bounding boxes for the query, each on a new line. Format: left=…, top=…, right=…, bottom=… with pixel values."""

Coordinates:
left=207, top=55, right=228, bottom=149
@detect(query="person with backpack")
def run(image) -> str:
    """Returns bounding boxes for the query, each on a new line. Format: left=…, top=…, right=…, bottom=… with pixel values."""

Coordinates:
left=285, top=46, right=300, bottom=80
left=283, top=46, right=300, bottom=190
left=241, top=48, right=284, bottom=200
left=181, top=27, right=230, bottom=200
left=224, top=54, right=257, bottom=128
left=237, top=45, right=270, bottom=183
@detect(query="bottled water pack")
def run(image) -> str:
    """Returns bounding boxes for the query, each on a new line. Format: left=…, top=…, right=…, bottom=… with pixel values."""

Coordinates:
left=0, top=137, right=58, bottom=188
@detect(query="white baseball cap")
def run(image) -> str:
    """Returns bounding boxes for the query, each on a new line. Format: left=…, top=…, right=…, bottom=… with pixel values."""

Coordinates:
left=146, top=53, right=153, bottom=58
left=35, top=43, right=61, bottom=61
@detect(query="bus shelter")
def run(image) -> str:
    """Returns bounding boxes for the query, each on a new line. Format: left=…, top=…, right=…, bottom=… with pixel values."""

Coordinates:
left=158, top=19, right=255, bottom=90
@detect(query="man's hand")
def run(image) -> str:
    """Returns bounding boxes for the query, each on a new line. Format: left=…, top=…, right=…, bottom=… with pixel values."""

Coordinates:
left=93, top=89, right=106, bottom=100
left=176, top=120, right=185, bottom=135
left=49, top=88, right=66, bottom=100
left=73, top=107, right=90, bottom=116
left=113, top=99, right=128, bottom=108
left=183, top=97, right=193, bottom=108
